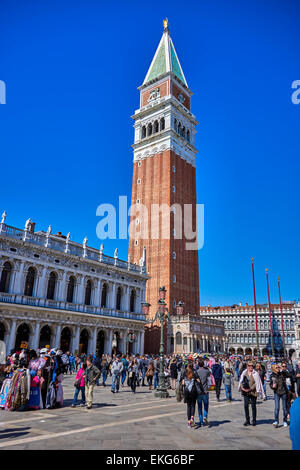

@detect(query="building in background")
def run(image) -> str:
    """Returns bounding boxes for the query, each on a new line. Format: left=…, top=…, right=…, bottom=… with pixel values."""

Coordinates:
left=167, top=306, right=225, bottom=355
left=129, top=20, right=200, bottom=353
left=0, top=216, right=147, bottom=356
left=200, top=302, right=299, bottom=358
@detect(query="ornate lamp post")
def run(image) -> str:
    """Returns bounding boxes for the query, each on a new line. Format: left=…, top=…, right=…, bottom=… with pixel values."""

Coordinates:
left=142, top=286, right=171, bottom=398
left=125, top=329, right=136, bottom=355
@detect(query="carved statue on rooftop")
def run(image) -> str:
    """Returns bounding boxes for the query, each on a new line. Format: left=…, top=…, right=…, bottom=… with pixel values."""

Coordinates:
left=25, top=218, right=31, bottom=230
left=114, top=248, right=118, bottom=258
left=47, top=225, right=52, bottom=235
left=83, top=236, right=88, bottom=249
left=1, top=210, right=6, bottom=224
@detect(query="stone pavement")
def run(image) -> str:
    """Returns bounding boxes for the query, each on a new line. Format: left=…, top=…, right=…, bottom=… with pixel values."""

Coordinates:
left=0, top=374, right=292, bottom=450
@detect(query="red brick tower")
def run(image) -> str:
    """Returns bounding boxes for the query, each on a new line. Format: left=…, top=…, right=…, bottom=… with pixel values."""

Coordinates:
left=129, top=20, right=200, bottom=353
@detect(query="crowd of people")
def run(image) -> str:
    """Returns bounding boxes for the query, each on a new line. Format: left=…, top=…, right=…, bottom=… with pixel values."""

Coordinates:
left=0, top=348, right=299, bottom=448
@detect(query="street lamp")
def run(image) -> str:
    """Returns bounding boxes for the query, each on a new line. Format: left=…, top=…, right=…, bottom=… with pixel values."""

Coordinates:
left=125, top=329, right=136, bottom=355
left=144, top=286, right=171, bottom=398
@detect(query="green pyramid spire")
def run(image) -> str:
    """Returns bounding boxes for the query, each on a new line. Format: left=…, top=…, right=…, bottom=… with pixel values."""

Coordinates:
left=143, top=21, right=188, bottom=87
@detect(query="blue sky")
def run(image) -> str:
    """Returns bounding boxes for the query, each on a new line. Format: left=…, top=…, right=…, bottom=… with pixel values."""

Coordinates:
left=1, top=0, right=299, bottom=306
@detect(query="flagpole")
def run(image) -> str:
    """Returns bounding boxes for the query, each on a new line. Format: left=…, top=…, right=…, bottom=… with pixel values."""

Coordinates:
left=278, top=276, right=286, bottom=358
left=251, top=258, right=260, bottom=357
left=266, top=268, right=275, bottom=356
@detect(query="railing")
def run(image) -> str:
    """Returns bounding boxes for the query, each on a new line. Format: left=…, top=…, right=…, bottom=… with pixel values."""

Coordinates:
left=0, top=224, right=147, bottom=274
left=0, top=292, right=146, bottom=322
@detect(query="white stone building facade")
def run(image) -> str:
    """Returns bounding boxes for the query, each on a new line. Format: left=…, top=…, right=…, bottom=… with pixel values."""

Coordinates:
left=167, top=314, right=226, bottom=355
left=0, top=218, right=148, bottom=356
left=200, top=303, right=299, bottom=358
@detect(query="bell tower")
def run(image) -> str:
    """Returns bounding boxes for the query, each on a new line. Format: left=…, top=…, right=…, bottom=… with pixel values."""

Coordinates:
left=129, top=20, right=200, bottom=353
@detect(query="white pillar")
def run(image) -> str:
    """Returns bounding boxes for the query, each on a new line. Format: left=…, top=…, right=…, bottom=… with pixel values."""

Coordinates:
left=94, top=279, right=101, bottom=307
left=76, top=276, right=85, bottom=304
left=14, top=261, right=25, bottom=294
left=140, top=329, right=145, bottom=354
left=7, top=319, right=17, bottom=353
left=90, top=328, right=97, bottom=355
left=73, top=326, right=80, bottom=354
left=58, top=271, right=67, bottom=301
left=32, top=321, right=41, bottom=350
left=36, top=267, right=47, bottom=298
left=105, top=329, right=113, bottom=354
left=110, top=283, right=116, bottom=309
left=125, top=286, right=130, bottom=312
left=55, top=324, right=62, bottom=349
left=136, top=331, right=141, bottom=354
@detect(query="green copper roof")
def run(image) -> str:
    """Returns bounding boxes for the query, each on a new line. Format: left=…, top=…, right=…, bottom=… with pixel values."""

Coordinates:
left=146, top=42, right=166, bottom=82
left=143, top=30, right=188, bottom=87
left=170, top=41, right=185, bottom=84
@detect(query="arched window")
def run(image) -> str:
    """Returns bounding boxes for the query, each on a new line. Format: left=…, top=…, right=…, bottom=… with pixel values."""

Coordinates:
left=15, top=323, right=30, bottom=349
left=186, top=130, right=190, bottom=142
left=142, top=126, right=146, bottom=139
left=0, top=261, right=12, bottom=293
left=85, top=280, right=92, bottom=305
left=160, top=117, right=165, bottom=131
left=181, top=126, right=185, bottom=138
left=154, top=120, right=159, bottom=133
left=39, top=325, right=52, bottom=348
left=130, top=289, right=135, bottom=312
left=67, top=276, right=75, bottom=303
left=101, top=283, right=108, bottom=308
left=174, top=118, right=177, bottom=132
left=0, top=322, right=5, bottom=341
left=46, top=272, right=57, bottom=300
left=147, top=123, right=152, bottom=137
left=116, top=286, right=122, bottom=310
left=176, top=331, right=182, bottom=345
left=178, top=122, right=181, bottom=135
left=24, top=267, right=36, bottom=297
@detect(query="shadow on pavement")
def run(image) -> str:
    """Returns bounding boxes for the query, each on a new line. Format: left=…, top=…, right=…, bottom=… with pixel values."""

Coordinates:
left=0, top=426, right=31, bottom=439
left=207, top=420, right=231, bottom=427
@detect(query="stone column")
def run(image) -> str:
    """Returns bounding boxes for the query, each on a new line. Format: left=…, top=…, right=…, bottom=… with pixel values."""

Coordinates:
left=89, top=328, right=97, bottom=355
left=7, top=319, right=17, bottom=353
left=110, top=283, right=116, bottom=309
left=58, top=271, right=67, bottom=301
left=54, top=324, right=62, bottom=349
left=94, top=279, right=101, bottom=307
left=105, top=329, right=113, bottom=354
left=73, top=326, right=80, bottom=354
left=14, top=261, right=25, bottom=294
left=124, top=286, right=130, bottom=312
left=32, top=321, right=41, bottom=350
left=136, top=331, right=141, bottom=354
left=36, top=267, right=48, bottom=298
left=140, top=329, right=145, bottom=355
left=76, top=276, right=85, bottom=304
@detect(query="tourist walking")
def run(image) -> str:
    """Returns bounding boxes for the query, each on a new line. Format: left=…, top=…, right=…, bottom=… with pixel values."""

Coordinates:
left=85, top=355, right=100, bottom=409
left=111, top=355, right=123, bottom=393
left=212, top=358, right=223, bottom=401
left=238, top=361, right=265, bottom=426
left=146, top=361, right=155, bottom=390
left=270, top=363, right=289, bottom=427
left=195, top=359, right=211, bottom=427
left=71, top=362, right=86, bottom=407
left=182, top=363, right=198, bottom=428
left=170, top=358, right=178, bottom=390
left=223, top=367, right=234, bottom=402
left=121, top=355, right=129, bottom=387
left=255, top=362, right=267, bottom=401
left=295, top=361, right=300, bottom=398
left=128, top=358, right=139, bottom=393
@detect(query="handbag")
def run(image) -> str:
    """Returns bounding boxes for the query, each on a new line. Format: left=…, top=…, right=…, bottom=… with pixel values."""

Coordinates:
left=74, top=379, right=81, bottom=388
